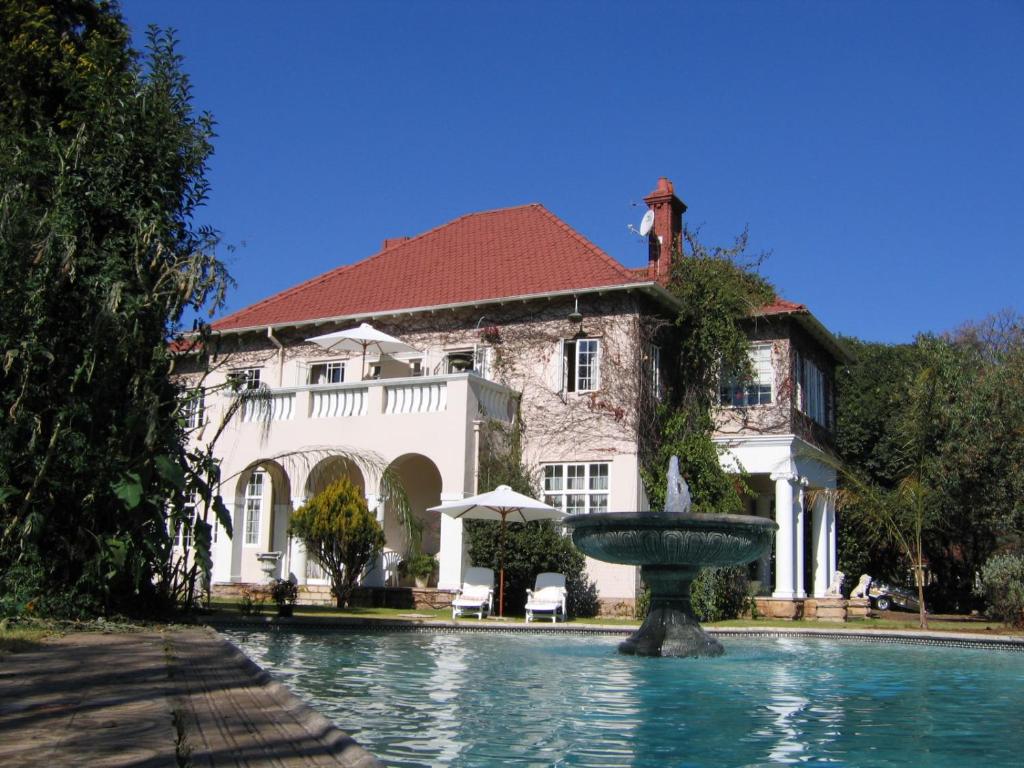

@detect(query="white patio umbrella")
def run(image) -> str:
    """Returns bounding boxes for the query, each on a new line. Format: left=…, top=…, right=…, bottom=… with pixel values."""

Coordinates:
left=428, top=485, right=566, bottom=617
left=306, top=323, right=418, bottom=377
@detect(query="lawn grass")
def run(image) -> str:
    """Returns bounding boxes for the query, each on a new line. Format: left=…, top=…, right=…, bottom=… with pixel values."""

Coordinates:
left=0, top=623, right=49, bottom=658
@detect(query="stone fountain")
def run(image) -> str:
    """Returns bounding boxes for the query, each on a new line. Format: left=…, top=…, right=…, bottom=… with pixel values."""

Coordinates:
left=565, top=457, right=777, bottom=657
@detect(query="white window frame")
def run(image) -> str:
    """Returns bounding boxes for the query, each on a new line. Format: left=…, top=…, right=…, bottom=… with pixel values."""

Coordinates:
left=542, top=462, right=609, bottom=515
left=183, top=387, right=205, bottom=429
left=308, top=360, right=345, bottom=385
left=442, top=347, right=490, bottom=379
left=647, top=343, right=662, bottom=401
left=720, top=343, right=773, bottom=408
left=243, top=471, right=264, bottom=546
left=561, top=338, right=601, bottom=394
left=231, top=367, right=262, bottom=391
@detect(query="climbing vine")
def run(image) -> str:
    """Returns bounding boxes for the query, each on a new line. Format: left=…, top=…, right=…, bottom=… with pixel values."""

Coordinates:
left=640, top=226, right=778, bottom=513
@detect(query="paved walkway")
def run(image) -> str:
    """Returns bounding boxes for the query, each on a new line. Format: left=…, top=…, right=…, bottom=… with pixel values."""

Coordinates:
left=0, top=628, right=381, bottom=767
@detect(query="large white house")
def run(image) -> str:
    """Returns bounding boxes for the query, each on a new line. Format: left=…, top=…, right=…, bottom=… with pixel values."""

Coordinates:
left=178, top=177, right=847, bottom=616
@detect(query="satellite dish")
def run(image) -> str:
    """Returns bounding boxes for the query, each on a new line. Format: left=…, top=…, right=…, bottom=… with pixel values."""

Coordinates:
left=639, top=210, right=655, bottom=237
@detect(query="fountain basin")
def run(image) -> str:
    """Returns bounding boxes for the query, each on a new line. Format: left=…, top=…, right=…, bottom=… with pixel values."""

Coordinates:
left=566, top=512, right=777, bottom=657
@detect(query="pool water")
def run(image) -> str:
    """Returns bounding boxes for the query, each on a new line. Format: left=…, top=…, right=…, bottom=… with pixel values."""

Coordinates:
left=224, top=629, right=1024, bottom=767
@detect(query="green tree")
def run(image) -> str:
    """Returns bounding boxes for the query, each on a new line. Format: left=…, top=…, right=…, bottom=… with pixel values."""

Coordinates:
left=0, top=1, right=230, bottom=616
left=642, top=227, right=776, bottom=512
left=835, top=323, right=1024, bottom=613
left=289, top=479, right=385, bottom=608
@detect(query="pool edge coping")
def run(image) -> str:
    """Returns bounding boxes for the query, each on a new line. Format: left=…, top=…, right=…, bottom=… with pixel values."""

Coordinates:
left=206, top=615, right=1024, bottom=652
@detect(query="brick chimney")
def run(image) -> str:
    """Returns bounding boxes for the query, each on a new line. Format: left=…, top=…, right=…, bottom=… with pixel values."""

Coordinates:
left=644, top=177, right=687, bottom=283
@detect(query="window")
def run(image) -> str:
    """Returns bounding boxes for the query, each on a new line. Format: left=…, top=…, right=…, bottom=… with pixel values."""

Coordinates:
left=797, top=352, right=828, bottom=426
left=543, top=462, right=609, bottom=515
left=175, top=493, right=198, bottom=549
left=243, top=471, right=264, bottom=546
left=309, top=361, right=345, bottom=385
left=230, top=368, right=262, bottom=391
left=409, top=359, right=424, bottom=377
left=445, top=348, right=490, bottom=379
left=647, top=344, right=662, bottom=400
left=562, top=338, right=601, bottom=393
left=720, top=344, right=773, bottom=407
left=182, top=387, right=205, bottom=429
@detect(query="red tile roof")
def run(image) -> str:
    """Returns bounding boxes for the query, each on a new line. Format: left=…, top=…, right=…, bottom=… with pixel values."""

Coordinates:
left=213, top=204, right=646, bottom=332
left=755, top=298, right=807, bottom=316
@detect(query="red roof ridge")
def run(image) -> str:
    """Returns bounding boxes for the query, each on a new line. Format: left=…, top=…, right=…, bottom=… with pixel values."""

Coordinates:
left=532, top=205, right=642, bottom=284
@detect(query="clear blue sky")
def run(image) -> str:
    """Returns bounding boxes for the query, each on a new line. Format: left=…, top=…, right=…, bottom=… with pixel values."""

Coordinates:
left=121, top=1, right=1023, bottom=344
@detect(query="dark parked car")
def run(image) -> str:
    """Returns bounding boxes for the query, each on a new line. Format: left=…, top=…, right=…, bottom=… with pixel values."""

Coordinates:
left=867, top=581, right=922, bottom=612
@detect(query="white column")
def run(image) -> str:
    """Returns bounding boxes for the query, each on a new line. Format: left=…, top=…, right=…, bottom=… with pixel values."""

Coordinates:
left=771, top=473, right=797, bottom=599
left=812, top=491, right=829, bottom=597
left=756, top=493, right=772, bottom=589
left=438, top=492, right=466, bottom=591
left=289, top=497, right=307, bottom=585
left=795, top=479, right=807, bottom=599
left=827, top=493, right=837, bottom=586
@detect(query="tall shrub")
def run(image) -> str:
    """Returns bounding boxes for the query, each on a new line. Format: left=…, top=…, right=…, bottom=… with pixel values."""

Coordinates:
left=0, top=3, right=230, bottom=617
left=289, top=479, right=385, bottom=608
left=975, top=553, right=1024, bottom=628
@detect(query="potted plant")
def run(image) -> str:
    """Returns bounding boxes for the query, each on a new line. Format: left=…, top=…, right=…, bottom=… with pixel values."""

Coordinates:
left=270, top=578, right=298, bottom=617
left=403, top=553, right=438, bottom=588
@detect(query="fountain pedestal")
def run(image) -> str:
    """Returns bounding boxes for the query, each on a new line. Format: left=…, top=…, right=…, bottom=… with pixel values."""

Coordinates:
left=620, top=565, right=724, bottom=657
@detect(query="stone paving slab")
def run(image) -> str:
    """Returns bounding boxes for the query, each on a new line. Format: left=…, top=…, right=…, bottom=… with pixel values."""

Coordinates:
left=0, top=628, right=382, bottom=767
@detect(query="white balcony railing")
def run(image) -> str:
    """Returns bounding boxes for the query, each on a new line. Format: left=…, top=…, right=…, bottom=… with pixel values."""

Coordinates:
left=310, top=387, right=368, bottom=418
left=240, top=392, right=295, bottom=422
left=233, top=374, right=517, bottom=425
left=384, top=381, right=447, bottom=414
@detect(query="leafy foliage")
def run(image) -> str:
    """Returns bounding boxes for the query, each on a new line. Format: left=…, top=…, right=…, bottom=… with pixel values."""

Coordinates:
left=642, top=227, right=776, bottom=512
left=288, top=479, right=385, bottom=608
left=0, top=2, right=230, bottom=617
left=975, top=553, right=1024, bottom=628
left=690, top=566, right=751, bottom=622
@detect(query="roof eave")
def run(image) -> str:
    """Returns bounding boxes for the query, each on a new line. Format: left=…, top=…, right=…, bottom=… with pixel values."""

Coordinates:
left=207, top=281, right=682, bottom=337
left=754, top=308, right=853, bottom=364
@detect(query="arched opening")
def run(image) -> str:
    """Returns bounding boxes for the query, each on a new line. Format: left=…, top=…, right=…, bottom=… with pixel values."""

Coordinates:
left=384, top=453, right=443, bottom=559
left=231, top=460, right=291, bottom=583
left=305, top=456, right=366, bottom=498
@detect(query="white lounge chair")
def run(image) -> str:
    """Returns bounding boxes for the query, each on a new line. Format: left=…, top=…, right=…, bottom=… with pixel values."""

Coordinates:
left=525, top=572, right=567, bottom=623
left=451, top=567, right=494, bottom=620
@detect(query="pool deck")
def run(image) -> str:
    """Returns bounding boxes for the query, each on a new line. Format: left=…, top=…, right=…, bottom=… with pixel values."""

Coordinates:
left=2, top=619, right=1021, bottom=767
left=0, top=626, right=382, bottom=767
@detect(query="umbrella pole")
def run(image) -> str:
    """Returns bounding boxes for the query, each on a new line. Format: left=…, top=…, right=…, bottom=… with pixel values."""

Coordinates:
left=498, top=514, right=507, bottom=617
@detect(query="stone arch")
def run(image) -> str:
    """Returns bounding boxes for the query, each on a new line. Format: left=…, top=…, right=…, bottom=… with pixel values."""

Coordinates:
left=383, top=453, right=443, bottom=558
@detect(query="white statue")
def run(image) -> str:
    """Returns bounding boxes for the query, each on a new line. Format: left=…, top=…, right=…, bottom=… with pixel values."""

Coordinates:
left=825, top=570, right=845, bottom=596
left=850, top=573, right=872, bottom=599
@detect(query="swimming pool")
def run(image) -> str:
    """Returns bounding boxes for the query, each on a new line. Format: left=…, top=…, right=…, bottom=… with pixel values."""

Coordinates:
left=224, top=629, right=1024, bottom=767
